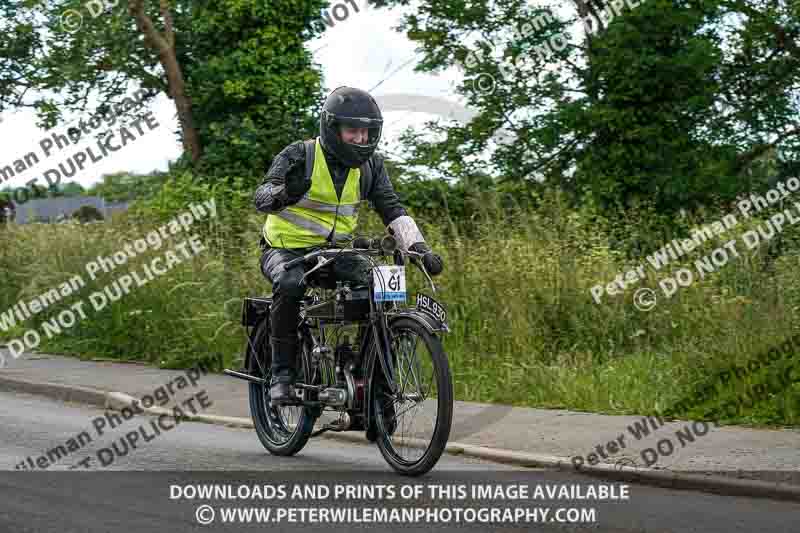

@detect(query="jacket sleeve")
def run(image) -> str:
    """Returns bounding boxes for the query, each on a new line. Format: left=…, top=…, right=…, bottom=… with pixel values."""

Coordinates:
left=367, top=152, right=409, bottom=226
left=254, top=141, right=307, bottom=213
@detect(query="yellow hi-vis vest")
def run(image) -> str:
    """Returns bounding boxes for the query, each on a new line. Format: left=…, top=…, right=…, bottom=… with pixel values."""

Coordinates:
left=263, top=138, right=361, bottom=248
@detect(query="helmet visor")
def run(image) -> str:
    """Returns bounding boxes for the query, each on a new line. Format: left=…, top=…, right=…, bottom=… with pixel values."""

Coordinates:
left=327, top=112, right=383, bottom=147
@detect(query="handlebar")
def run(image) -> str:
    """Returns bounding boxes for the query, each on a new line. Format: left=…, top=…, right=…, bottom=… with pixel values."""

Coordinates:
left=281, top=234, right=437, bottom=293
left=282, top=235, right=400, bottom=272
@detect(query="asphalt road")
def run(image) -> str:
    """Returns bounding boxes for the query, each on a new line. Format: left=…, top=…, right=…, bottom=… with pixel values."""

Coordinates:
left=0, top=391, right=797, bottom=533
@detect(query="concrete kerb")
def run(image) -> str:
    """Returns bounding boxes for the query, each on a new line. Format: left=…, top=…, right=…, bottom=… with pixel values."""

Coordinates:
left=1, top=375, right=799, bottom=503
left=568, top=461, right=800, bottom=504
left=104, top=391, right=253, bottom=429
left=455, top=447, right=800, bottom=503
left=0, top=375, right=107, bottom=408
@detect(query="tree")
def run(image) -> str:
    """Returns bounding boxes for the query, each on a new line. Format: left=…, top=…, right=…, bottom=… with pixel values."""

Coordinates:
left=1, top=0, right=327, bottom=182
left=72, top=204, right=104, bottom=222
left=88, top=171, right=169, bottom=202
left=0, top=2, right=41, bottom=113
left=379, top=0, right=800, bottom=215
left=59, top=181, right=87, bottom=197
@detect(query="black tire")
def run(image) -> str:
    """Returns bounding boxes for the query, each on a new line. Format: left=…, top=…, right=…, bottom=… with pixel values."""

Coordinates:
left=372, top=317, right=453, bottom=476
left=247, top=319, right=316, bottom=456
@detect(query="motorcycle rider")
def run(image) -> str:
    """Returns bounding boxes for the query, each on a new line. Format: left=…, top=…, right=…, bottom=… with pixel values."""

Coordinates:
left=254, top=86, right=444, bottom=406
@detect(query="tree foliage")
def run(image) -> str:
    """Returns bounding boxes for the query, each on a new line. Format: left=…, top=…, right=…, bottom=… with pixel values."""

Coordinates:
left=380, top=0, right=800, bottom=215
left=71, top=204, right=104, bottom=222
left=54, top=181, right=86, bottom=197
left=87, top=170, right=168, bottom=202
left=0, top=0, right=327, bottom=183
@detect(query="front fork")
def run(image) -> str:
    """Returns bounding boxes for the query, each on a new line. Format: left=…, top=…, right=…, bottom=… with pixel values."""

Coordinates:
left=361, top=307, right=401, bottom=434
left=373, top=313, right=398, bottom=393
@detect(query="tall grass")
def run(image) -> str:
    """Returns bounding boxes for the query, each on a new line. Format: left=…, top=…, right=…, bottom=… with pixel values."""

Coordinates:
left=1, top=185, right=798, bottom=426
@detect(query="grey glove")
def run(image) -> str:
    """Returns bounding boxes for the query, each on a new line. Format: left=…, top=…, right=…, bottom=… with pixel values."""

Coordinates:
left=409, top=242, right=443, bottom=276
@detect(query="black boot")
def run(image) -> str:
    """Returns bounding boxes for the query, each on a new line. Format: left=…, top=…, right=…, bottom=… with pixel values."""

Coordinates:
left=269, top=372, right=297, bottom=406
left=269, top=338, right=299, bottom=406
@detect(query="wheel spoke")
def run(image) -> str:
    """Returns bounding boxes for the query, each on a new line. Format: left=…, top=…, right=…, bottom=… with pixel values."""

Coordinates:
left=421, top=365, right=436, bottom=401
left=392, top=400, right=423, bottom=421
left=407, top=339, right=424, bottom=398
left=396, top=334, right=417, bottom=396
left=390, top=336, right=406, bottom=394
left=401, top=336, right=417, bottom=396
left=378, top=392, right=401, bottom=413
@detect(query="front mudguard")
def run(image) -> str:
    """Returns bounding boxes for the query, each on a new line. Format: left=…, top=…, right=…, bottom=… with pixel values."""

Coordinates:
left=388, top=309, right=449, bottom=335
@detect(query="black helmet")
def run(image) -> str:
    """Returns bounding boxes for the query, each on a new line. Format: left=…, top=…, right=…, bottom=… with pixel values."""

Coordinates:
left=319, top=86, right=383, bottom=168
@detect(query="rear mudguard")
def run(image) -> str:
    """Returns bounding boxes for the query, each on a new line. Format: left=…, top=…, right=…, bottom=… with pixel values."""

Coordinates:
left=241, top=297, right=272, bottom=375
left=243, top=321, right=267, bottom=377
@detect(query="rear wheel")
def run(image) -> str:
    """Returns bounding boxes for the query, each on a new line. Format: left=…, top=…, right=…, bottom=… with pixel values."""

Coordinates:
left=372, top=317, right=453, bottom=476
left=247, top=320, right=316, bottom=456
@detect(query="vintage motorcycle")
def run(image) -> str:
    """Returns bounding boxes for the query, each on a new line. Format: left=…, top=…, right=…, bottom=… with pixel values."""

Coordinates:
left=225, top=234, right=453, bottom=476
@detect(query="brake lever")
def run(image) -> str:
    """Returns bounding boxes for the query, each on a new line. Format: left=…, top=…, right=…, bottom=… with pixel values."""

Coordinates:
left=408, top=251, right=436, bottom=294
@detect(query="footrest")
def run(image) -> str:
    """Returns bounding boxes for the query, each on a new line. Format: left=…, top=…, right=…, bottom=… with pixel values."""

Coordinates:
left=294, top=382, right=323, bottom=391
left=223, top=368, right=266, bottom=385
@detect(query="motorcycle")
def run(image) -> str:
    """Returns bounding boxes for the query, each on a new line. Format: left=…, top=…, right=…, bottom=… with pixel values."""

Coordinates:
left=225, top=234, right=453, bottom=476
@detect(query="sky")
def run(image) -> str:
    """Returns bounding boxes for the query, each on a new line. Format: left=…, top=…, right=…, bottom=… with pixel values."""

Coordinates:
left=0, top=0, right=467, bottom=191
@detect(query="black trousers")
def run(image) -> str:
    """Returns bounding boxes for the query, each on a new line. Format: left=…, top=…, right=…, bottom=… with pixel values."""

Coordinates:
left=259, top=244, right=373, bottom=375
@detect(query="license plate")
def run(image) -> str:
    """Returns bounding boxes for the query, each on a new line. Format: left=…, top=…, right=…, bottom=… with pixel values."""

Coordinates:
left=373, top=265, right=406, bottom=302
left=416, top=293, right=447, bottom=325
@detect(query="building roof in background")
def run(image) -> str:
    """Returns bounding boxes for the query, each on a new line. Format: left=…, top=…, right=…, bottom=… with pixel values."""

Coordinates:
left=11, top=196, right=130, bottom=224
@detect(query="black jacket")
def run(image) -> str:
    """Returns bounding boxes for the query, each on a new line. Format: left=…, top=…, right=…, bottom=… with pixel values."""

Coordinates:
left=254, top=140, right=408, bottom=230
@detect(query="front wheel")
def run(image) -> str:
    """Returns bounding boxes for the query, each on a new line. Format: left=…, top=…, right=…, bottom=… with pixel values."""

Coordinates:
left=372, top=317, right=453, bottom=476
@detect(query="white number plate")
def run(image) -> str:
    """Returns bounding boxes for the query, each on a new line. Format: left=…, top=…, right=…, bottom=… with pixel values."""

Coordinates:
left=373, top=265, right=406, bottom=302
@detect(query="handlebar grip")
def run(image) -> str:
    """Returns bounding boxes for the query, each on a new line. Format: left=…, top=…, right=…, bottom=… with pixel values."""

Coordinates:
left=283, top=255, right=307, bottom=271
left=353, top=236, right=396, bottom=252
left=352, top=237, right=374, bottom=250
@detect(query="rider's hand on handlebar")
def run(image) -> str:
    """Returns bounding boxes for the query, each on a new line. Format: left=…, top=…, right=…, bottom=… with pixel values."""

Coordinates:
left=409, top=242, right=443, bottom=276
